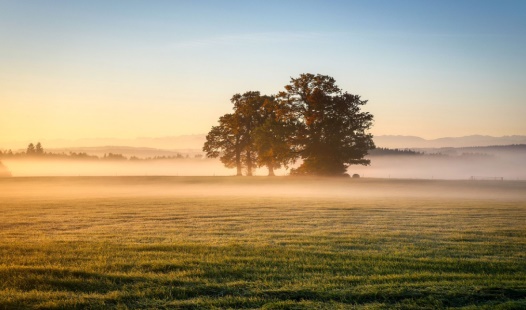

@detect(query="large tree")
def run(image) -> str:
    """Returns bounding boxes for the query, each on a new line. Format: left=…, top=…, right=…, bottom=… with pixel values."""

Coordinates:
left=205, top=91, right=290, bottom=176
left=277, top=73, right=375, bottom=175
left=252, top=96, right=298, bottom=176
left=230, top=91, right=267, bottom=176
left=203, top=113, right=244, bottom=176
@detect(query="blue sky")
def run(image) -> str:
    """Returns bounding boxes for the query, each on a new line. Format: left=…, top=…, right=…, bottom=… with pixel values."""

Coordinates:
left=1, top=0, right=525, bottom=144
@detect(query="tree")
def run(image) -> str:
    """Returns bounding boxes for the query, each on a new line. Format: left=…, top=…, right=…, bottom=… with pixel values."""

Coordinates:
left=203, top=113, right=244, bottom=176
left=277, top=73, right=375, bottom=175
left=26, top=143, right=35, bottom=155
left=231, top=92, right=259, bottom=176
left=35, top=142, right=44, bottom=155
left=252, top=97, right=298, bottom=176
left=230, top=91, right=269, bottom=176
left=204, top=91, right=277, bottom=176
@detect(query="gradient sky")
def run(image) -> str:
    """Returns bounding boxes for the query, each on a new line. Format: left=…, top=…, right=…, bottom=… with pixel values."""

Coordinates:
left=1, top=0, right=525, bottom=146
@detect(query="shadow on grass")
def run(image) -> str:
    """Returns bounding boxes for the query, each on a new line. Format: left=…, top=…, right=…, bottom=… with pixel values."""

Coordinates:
left=0, top=267, right=146, bottom=293
left=2, top=244, right=526, bottom=309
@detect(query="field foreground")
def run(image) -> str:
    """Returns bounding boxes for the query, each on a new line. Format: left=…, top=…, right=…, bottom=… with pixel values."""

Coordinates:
left=0, top=177, right=525, bottom=309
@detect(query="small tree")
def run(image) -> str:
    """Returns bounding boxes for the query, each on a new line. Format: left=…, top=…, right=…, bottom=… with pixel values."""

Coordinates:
left=26, top=143, right=35, bottom=155
left=35, top=142, right=44, bottom=155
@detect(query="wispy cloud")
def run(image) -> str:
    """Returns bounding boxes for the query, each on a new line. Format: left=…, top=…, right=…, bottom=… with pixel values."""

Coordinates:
left=173, top=32, right=328, bottom=49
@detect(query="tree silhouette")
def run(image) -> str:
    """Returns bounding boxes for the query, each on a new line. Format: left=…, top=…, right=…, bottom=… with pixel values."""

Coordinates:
left=35, top=142, right=44, bottom=155
left=253, top=97, right=298, bottom=176
left=203, top=113, right=244, bottom=176
left=277, top=73, right=375, bottom=175
left=231, top=91, right=271, bottom=176
left=204, top=74, right=374, bottom=176
left=26, top=143, right=35, bottom=155
left=203, top=91, right=282, bottom=176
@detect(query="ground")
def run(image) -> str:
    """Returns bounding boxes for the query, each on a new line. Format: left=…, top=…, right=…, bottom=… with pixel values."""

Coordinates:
left=0, top=177, right=525, bottom=309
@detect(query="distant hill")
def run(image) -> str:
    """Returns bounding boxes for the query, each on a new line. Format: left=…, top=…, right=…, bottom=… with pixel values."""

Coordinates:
left=374, top=135, right=526, bottom=148
left=3, top=134, right=526, bottom=152
left=413, top=144, right=526, bottom=157
left=2, top=135, right=208, bottom=151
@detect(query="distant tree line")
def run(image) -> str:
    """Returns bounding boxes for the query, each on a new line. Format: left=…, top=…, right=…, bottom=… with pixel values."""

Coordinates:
left=0, top=142, right=48, bottom=157
left=0, top=143, right=204, bottom=161
left=369, top=148, right=423, bottom=156
left=204, top=73, right=375, bottom=176
left=26, top=142, right=44, bottom=155
left=368, top=148, right=500, bottom=158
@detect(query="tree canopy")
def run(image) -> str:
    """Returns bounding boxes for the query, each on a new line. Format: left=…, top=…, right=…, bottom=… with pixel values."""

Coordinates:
left=203, top=113, right=244, bottom=176
left=278, top=74, right=375, bottom=175
left=203, top=74, right=374, bottom=176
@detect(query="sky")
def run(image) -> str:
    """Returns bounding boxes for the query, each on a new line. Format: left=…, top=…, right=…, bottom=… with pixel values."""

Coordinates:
left=1, top=0, right=525, bottom=147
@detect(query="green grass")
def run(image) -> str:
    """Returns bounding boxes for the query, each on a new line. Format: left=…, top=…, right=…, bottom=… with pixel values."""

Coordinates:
left=0, top=177, right=525, bottom=309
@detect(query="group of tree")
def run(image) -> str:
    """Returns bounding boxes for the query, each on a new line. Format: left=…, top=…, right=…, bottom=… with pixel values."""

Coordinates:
left=203, top=73, right=375, bottom=176
left=26, top=142, right=44, bottom=155
left=369, top=148, right=423, bottom=156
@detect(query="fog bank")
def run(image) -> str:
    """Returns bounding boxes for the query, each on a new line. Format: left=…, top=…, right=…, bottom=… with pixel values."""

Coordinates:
left=349, top=154, right=526, bottom=180
left=1, top=158, right=287, bottom=177
left=2, top=149, right=525, bottom=180
left=1, top=176, right=525, bottom=201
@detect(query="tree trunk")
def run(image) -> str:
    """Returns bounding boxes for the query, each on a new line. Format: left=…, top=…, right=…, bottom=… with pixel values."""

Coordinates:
left=267, top=165, right=275, bottom=176
left=235, top=146, right=242, bottom=176
left=246, top=150, right=253, bottom=176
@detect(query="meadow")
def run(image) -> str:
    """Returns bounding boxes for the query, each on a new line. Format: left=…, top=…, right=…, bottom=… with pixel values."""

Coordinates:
left=0, top=177, right=525, bottom=309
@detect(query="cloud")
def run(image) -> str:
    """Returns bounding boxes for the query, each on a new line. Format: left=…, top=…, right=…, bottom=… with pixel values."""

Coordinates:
left=173, top=32, right=327, bottom=49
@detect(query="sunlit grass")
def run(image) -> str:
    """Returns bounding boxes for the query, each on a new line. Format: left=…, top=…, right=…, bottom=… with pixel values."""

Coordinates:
left=1, top=178, right=525, bottom=309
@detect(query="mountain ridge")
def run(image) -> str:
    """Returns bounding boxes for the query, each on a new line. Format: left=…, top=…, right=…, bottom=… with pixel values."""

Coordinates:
left=374, top=135, right=526, bottom=148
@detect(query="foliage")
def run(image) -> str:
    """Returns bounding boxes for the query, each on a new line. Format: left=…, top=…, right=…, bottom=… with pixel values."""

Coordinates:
left=231, top=91, right=268, bottom=176
left=277, top=74, right=375, bottom=175
left=103, top=153, right=127, bottom=160
left=251, top=95, right=298, bottom=176
left=203, top=113, right=244, bottom=176
left=204, top=92, right=297, bottom=176
left=26, top=143, right=35, bottom=155
left=205, top=74, right=375, bottom=176
left=35, top=142, right=44, bottom=155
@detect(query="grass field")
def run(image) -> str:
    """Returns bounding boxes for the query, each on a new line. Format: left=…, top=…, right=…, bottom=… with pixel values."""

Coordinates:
left=0, top=177, right=525, bottom=309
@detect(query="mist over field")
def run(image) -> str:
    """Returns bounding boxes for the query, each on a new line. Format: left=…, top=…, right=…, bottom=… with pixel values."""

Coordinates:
left=1, top=158, right=231, bottom=177
left=350, top=153, right=526, bottom=180
left=1, top=176, right=525, bottom=203
left=3, top=145, right=526, bottom=180
left=2, top=0, right=526, bottom=307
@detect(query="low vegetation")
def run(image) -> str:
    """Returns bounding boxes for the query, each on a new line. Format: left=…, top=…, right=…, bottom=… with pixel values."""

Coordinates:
left=0, top=177, right=525, bottom=309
